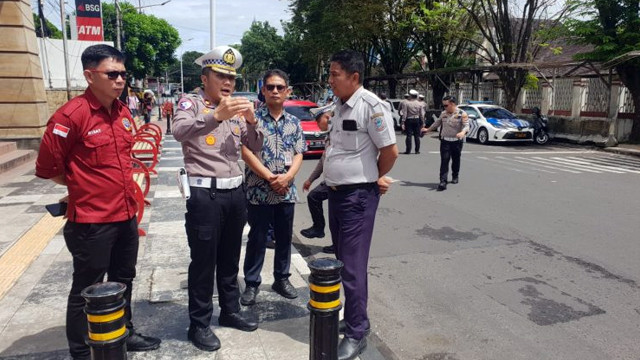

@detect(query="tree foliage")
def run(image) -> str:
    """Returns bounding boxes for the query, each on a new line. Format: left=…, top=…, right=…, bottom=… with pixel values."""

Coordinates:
left=411, top=0, right=477, bottom=105
left=458, top=0, right=570, bottom=111
left=239, top=21, right=286, bottom=87
left=33, top=13, right=62, bottom=39
left=102, top=2, right=181, bottom=79
left=566, top=0, right=640, bottom=141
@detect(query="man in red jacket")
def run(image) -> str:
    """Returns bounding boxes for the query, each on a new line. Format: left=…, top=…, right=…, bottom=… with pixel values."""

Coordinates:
left=35, top=44, right=160, bottom=360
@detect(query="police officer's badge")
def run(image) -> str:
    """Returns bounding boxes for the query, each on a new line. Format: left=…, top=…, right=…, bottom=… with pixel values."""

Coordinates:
left=205, top=134, right=216, bottom=145
left=233, top=126, right=240, bottom=135
left=371, top=112, right=386, bottom=132
left=179, top=99, right=193, bottom=110
left=223, top=49, right=236, bottom=65
left=122, top=118, right=132, bottom=131
left=203, top=108, right=211, bottom=114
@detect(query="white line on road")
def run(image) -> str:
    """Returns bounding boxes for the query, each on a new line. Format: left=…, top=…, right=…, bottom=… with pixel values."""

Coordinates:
left=512, top=156, right=583, bottom=173
left=531, top=157, right=604, bottom=173
left=476, top=156, right=533, bottom=173
left=561, top=157, right=640, bottom=174
left=494, top=156, right=556, bottom=173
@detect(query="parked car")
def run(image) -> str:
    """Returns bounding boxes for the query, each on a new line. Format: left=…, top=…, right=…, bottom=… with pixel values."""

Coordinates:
left=283, top=100, right=327, bottom=156
left=387, top=99, right=403, bottom=130
left=458, top=103, right=533, bottom=144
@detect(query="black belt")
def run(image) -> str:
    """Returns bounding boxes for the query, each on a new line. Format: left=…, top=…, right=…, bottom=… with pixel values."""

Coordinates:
left=329, top=182, right=377, bottom=192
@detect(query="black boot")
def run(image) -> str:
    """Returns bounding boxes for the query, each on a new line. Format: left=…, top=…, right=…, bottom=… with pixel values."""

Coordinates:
left=218, top=312, right=258, bottom=332
left=337, top=336, right=367, bottom=360
left=240, top=286, right=259, bottom=306
left=300, top=227, right=325, bottom=239
left=437, top=181, right=447, bottom=191
left=187, top=325, right=220, bottom=351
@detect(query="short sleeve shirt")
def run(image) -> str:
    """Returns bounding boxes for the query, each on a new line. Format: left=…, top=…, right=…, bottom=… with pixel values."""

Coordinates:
left=323, top=87, right=396, bottom=186
left=35, top=88, right=138, bottom=223
left=245, top=107, right=306, bottom=205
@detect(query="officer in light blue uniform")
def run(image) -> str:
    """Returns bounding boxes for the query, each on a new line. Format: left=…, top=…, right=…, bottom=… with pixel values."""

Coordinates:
left=324, top=49, right=398, bottom=360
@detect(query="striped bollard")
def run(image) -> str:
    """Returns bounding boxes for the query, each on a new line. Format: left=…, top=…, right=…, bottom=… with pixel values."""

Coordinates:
left=81, top=282, right=130, bottom=360
left=308, top=258, right=343, bottom=360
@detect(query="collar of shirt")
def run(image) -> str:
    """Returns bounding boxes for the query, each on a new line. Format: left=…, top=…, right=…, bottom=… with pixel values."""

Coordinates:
left=339, top=85, right=365, bottom=109
left=257, top=106, right=294, bottom=125
left=198, top=89, right=216, bottom=107
left=84, top=87, right=125, bottom=115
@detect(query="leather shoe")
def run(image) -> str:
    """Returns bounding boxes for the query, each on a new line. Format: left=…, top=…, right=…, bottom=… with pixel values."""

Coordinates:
left=403, top=151, right=411, bottom=154
left=322, top=244, right=335, bottom=254
left=126, top=330, right=160, bottom=352
left=271, top=279, right=298, bottom=299
left=415, top=151, right=420, bottom=154
left=265, top=239, right=275, bottom=249
left=451, top=177, right=459, bottom=184
left=240, top=286, right=259, bottom=306
left=218, top=312, right=258, bottom=332
left=337, top=336, right=367, bottom=360
left=301, top=227, right=325, bottom=239
left=187, top=326, right=220, bottom=352
left=338, top=319, right=371, bottom=336
left=437, top=181, right=447, bottom=191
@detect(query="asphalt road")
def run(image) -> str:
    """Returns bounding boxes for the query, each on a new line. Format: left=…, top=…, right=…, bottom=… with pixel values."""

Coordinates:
left=292, top=135, right=640, bottom=360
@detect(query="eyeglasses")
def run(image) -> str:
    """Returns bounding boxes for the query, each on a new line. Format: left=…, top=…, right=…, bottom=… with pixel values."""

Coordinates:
left=89, top=70, right=128, bottom=80
left=442, top=103, right=452, bottom=108
left=265, top=84, right=287, bottom=92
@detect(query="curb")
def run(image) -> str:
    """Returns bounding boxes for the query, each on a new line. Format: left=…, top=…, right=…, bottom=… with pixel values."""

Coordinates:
left=600, top=147, right=640, bottom=158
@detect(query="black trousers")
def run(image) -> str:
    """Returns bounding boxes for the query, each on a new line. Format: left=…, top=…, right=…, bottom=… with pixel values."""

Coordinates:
left=307, top=182, right=329, bottom=230
left=63, top=217, right=139, bottom=359
left=404, top=118, right=422, bottom=153
left=165, top=114, right=172, bottom=134
left=244, top=203, right=295, bottom=287
left=185, top=186, right=246, bottom=329
left=440, top=139, right=464, bottom=182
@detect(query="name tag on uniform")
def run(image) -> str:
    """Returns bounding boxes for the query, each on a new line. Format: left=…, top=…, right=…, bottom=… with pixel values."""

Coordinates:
left=284, top=152, right=293, bottom=166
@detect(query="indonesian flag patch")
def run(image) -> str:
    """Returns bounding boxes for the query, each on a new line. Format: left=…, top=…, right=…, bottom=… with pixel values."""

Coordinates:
left=53, top=123, right=70, bottom=138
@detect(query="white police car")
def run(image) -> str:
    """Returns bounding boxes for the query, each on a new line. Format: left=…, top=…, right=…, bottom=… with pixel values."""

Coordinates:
left=458, top=103, right=533, bottom=144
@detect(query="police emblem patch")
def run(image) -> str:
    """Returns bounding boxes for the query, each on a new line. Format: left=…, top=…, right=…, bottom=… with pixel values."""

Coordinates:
left=223, top=49, right=236, bottom=65
left=371, top=112, right=386, bottom=132
left=205, top=135, right=216, bottom=145
left=203, top=108, right=211, bottom=114
left=233, top=126, right=240, bottom=135
left=179, top=100, right=193, bottom=110
left=122, top=118, right=132, bottom=131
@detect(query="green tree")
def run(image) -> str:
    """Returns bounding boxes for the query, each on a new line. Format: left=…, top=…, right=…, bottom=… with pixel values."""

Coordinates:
left=102, top=2, right=180, bottom=79
left=459, top=0, right=572, bottom=111
left=411, top=0, right=476, bottom=106
left=33, top=13, right=62, bottom=39
left=239, top=21, right=285, bottom=89
left=566, top=0, right=640, bottom=142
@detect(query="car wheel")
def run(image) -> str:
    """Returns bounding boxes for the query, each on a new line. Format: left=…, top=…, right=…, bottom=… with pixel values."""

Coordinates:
left=478, top=128, right=489, bottom=145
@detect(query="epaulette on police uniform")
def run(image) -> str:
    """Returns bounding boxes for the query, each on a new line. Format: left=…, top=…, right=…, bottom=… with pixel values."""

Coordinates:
left=62, top=98, right=85, bottom=117
left=362, top=91, right=380, bottom=107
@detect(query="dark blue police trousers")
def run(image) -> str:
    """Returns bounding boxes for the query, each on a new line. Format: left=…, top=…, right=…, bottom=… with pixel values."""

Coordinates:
left=328, top=184, right=380, bottom=340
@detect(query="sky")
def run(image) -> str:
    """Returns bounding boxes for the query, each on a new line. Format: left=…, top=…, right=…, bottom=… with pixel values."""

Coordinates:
left=35, top=0, right=293, bottom=55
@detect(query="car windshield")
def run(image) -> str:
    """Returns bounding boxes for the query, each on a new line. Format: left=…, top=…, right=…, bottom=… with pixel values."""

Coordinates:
left=285, top=106, right=315, bottom=121
left=480, top=107, right=515, bottom=119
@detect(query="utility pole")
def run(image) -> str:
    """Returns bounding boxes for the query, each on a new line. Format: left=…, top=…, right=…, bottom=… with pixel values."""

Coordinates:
left=38, top=0, right=53, bottom=88
left=60, top=0, right=71, bottom=100
left=210, top=0, right=216, bottom=49
left=115, top=0, right=122, bottom=50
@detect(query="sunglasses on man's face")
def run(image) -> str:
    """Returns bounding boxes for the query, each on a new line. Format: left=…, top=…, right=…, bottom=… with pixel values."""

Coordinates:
left=265, top=84, right=287, bottom=92
left=89, top=70, right=128, bottom=80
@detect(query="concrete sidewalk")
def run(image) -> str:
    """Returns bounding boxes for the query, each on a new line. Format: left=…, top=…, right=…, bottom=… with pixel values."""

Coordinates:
left=0, top=118, right=316, bottom=360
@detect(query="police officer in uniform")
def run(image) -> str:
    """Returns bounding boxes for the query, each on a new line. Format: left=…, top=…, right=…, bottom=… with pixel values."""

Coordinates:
left=325, top=50, right=398, bottom=360
left=172, top=46, right=263, bottom=351
left=401, top=89, right=425, bottom=154
left=35, top=44, right=160, bottom=360
left=422, top=95, right=469, bottom=191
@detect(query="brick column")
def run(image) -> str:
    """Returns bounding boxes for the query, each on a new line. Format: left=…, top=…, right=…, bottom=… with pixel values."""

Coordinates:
left=0, top=0, right=49, bottom=142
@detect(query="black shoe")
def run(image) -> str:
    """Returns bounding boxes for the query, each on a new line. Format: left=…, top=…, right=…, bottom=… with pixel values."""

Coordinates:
left=271, top=279, right=298, bottom=299
left=403, top=151, right=411, bottom=154
left=240, top=286, right=259, bottom=306
left=337, top=336, right=367, bottom=360
left=437, top=181, right=447, bottom=191
left=338, top=319, right=371, bottom=336
left=72, top=355, right=90, bottom=360
left=322, top=245, right=335, bottom=254
left=451, top=177, right=459, bottom=184
left=265, top=239, right=275, bottom=249
left=187, top=326, right=220, bottom=352
left=218, top=312, right=258, bottom=332
left=300, top=227, right=325, bottom=239
left=126, top=331, right=161, bottom=352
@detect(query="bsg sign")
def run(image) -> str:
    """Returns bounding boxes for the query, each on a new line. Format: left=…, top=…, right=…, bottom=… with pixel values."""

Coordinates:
left=75, top=0, right=103, bottom=41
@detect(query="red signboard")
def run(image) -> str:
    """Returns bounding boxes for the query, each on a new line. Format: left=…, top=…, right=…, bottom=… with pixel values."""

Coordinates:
left=75, top=0, right=103, bottom=41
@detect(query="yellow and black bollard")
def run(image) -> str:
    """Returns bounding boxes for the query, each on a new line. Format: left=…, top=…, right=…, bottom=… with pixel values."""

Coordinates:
left=308, top=257, right=343, bottom=360
left=81, top=282, right=130, bottom=360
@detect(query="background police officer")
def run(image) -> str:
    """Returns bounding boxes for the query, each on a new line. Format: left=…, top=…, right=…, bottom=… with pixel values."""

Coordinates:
left=325, top=50, right=398, bottom=360
left=401, top=89, right=425, bottom=154
left=35, top=44, right=160, bottom=360
left=172, top=46, right=263, bottom=351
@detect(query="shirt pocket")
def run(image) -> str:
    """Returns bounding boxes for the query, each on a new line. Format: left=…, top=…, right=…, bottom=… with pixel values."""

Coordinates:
left=83, top=135, right=115, bottom=166
left=341, top=130, right=358, bottom=151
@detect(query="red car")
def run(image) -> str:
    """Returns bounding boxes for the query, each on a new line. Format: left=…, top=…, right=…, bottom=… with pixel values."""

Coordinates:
left=284, top=100, right=327, bottom=156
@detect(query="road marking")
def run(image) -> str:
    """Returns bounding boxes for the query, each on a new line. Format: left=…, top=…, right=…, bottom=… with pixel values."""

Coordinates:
left=476, top=156, right=533, bottom=173
left=429, top=150, right=594, bottom=155
left=553, top=157, right=634, bottom=174
left=0, top=214, right=65, bottom=300
left=513, top=156, right=582, bottom=173
left=531, top=156, right=604, bottom=173
left=494, top=156, right=556, bottom=173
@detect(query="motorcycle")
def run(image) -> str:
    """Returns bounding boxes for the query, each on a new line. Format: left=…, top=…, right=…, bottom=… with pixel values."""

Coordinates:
left=531, top=107, right=549, bottom=145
